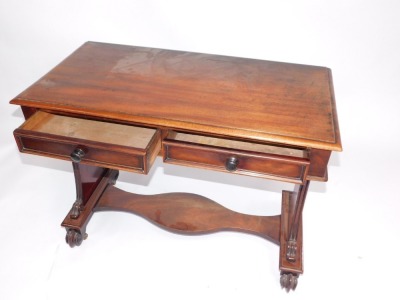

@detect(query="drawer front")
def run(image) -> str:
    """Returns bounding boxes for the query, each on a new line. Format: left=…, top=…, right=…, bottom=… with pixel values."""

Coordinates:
left=15, top=134, right=147, bottom=172
left=163, top=140, right=310, bottom=184
left=14, top=111, right=161, bottom=174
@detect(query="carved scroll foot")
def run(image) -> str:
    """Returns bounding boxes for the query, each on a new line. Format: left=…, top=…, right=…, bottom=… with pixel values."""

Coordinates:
left=65, top=229, right=88, bottom=248
left=280, top=272, right=298, bottom=291
left=61, top=169, right=119, bottom=247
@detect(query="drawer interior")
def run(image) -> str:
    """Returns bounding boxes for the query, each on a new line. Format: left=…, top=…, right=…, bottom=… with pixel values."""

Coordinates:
left=20, top=111, right=157, bottom=149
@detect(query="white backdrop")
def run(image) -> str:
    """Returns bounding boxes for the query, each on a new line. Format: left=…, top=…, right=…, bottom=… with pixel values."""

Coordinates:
left=1, top=1, right=400, bottom=299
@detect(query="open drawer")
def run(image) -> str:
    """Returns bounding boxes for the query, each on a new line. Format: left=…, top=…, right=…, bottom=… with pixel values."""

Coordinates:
left=163, top=132, right=310, bottom=184
left=14, top=111, right=161, bottom=174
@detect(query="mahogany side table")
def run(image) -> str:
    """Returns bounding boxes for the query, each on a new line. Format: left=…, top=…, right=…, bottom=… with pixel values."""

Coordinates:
left=11, top=42, right=342, bottom=291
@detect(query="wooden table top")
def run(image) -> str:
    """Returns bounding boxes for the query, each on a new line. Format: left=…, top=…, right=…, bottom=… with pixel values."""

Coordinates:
left=11, top=42, right=342, bottom=151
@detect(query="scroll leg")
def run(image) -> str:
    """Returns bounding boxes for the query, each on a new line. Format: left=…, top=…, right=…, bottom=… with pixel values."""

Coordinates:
left=69, top=162, right=107, bottom=219
left=62, top=168, right=119, bottom=247
left=287, top=180, right=310, bottom=261
left=279, top=181, right=309, bottom=291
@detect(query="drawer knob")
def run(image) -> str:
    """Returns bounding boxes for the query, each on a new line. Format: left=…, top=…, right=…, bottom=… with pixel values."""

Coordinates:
left=225, top=156, right=239, bottom=172
left=70, top=148, right=85, bottom=163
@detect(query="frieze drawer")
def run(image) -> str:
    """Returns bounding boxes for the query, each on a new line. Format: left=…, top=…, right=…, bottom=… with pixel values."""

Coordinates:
left=14, top=111, right=161, bottom=173
left=163, top=132, right=310, bottom=184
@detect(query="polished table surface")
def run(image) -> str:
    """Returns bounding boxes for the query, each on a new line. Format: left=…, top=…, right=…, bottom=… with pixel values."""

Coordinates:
left=11, top=41, right=341, bottom=152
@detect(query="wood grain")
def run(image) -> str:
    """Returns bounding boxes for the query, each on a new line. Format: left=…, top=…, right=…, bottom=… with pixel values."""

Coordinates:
left=95, top=185, right=281, bottom=244
left=10, top=42, right=342, bottom=151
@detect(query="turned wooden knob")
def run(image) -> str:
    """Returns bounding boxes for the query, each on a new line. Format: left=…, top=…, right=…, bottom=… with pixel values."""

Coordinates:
left=225, top=156, right=238, bottom=172
left=70, top=148, right=85, bottom=163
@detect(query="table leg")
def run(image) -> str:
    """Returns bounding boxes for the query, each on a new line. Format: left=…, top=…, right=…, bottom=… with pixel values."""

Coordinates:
left=60, top=168, right=312, bottom=291
left=69, top=162, right=107, bottom=219
left=62, top=167, right=118, bottom=247
left=287, top=180, right=309, bottom=261
left=279, top=181, right=310, bottom=291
